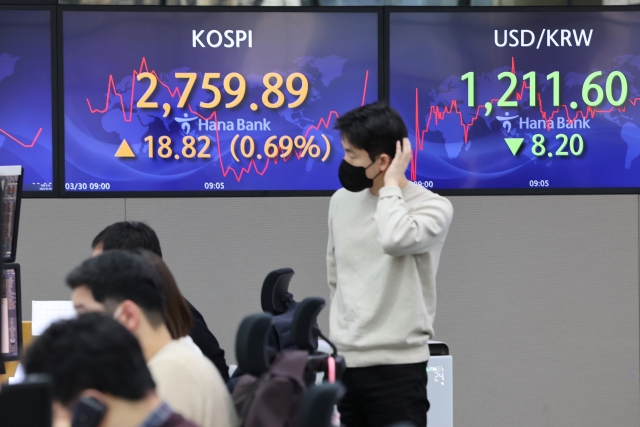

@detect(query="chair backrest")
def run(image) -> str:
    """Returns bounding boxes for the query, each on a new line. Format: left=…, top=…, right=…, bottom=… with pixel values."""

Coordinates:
left=291, top=297, right=325, bottom=352
left=292, top=298, right=346, bottom=383
left=261, top=268, right=295, bottom=315
left=232, top=350, right=310, bottom=427
left=299, top=383, right=345, bottom=427
left=235, top=313, right=272, bottom=377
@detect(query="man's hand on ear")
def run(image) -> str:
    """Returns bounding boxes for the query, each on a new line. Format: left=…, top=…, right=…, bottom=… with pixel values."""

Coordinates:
left=383, top=138, right=413, bottom=188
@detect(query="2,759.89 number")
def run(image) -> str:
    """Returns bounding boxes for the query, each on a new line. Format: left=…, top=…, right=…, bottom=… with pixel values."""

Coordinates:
left=136, top=71, right=308, bottom=111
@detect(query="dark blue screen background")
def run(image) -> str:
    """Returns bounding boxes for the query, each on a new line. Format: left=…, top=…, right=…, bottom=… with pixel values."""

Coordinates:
left=0, top=9, right=53, bottom=192
left=63, top=11, right=379, bottom=193
left=390, top=11, right=640, bottom=190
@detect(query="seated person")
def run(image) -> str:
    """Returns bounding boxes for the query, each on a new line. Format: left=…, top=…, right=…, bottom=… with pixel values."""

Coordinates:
left=136, top=249, right=200, bottom=353
left=67, top=251, right=238, bottom=427
left=91, top=221, right=230, bottom=381
left=23, top=312, right=200, bottom=427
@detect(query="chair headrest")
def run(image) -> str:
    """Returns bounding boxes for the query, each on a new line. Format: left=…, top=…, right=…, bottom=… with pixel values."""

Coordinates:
left=385, top=423, right=417, bottom=427
left=235, top=313, right=272, bottom=377
left=260, top=268, right=295, bottom=315
left=299, top=382, right=345, bottom=427
left=291, top=297, right=325, bottom=352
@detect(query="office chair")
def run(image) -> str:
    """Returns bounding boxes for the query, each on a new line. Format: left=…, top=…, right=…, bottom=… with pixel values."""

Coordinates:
left=291, top=297, right=346, bottom=382
left=299, top=383, right=345, bottom=427
left=234, top=313, right=272, bottom=378
left=260, top=268, right=295, bottom=315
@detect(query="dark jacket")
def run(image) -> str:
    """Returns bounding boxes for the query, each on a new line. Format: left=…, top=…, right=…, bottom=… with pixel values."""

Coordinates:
left=227, top=293, right=318, bottom=392
left=268, top=293, right=299, bottom=351
left=161, top=413, right=201, bottom=427
left=186, top=300, right=230, bottom=382
left=269, top=293, right=319, bottom=352
left=232, top=350, right=309, bottom=427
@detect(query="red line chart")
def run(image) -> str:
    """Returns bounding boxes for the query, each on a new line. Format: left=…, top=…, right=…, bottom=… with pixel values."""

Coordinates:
left=0, top=127, right=42, bottom=149
left=86, top=58, right=370, bottom=181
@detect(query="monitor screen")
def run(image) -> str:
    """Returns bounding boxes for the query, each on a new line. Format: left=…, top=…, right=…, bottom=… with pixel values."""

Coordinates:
left=388, top=9, right=640, bottom=193
left=0, top=8, right=54, bottom=193
left=62, top=9, right=380, bottom=195
left=0, top=376, right=53, bottom=427
left=1, top=166, right=22, bottom=262
left=1, top=264, right=21, bottom=361
left=0, top=181, right=4, bottom=368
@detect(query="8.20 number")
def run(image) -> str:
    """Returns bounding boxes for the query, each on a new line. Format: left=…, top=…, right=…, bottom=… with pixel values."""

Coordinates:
left=531, top=133, right=584, bottom=157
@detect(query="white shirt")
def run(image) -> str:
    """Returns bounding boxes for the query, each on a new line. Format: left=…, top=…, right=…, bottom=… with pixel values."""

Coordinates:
left=148, top=339, right=239, bottom=427
left=177, top=335, right=202, bottom=355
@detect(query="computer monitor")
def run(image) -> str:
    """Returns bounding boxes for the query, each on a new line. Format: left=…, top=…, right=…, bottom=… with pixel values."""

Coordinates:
left=0, top=182, right=4, bottom=370
left=0, top=1, right=56, bottom=4
left=0, top=165, right=23, bottom=263
left=0, top=375, right=53, bottom=427
left=1, top=263, right=22, bottom=362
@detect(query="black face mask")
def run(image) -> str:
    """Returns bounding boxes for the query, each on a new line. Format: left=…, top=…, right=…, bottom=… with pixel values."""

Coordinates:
left=338, top=159, right=380, bottom=192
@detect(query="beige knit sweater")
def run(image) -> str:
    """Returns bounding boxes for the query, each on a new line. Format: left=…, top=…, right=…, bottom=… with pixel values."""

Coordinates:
left=327, top=182, right=453, bottom=367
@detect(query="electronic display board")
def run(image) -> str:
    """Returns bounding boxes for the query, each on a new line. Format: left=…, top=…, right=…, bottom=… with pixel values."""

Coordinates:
left=389, top=9, right=640, bottom=193
left=62, top=8, right=380, bottom=195
left=0, top=8, right=54, bottom=194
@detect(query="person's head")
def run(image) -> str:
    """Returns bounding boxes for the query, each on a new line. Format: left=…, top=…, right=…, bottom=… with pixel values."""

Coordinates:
left=23, top=313, right=156, bottom=425
left=66, top=251, right=165, bottom=335
left=89, top=222, right=193, bottom=340
left=334, top=102, right=408, bottom=191
left=92, top=221, right=162, bottom=258
left=135, top=249, right=193, bottom=339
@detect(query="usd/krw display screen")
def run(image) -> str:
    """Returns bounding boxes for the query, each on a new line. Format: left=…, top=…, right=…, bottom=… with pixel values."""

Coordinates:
left=0, top=9, right=54, bottom=193
left=389, top=10, right=640, bottom=192
left=62, top=10, right=379, bottom=194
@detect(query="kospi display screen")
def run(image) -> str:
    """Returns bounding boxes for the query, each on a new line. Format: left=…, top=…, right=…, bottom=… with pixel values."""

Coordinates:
left=0, top=8, right=54, bottom=193
left=61, top=8, right=380, bottom=195
left=389, top=9, right=640, bottom=192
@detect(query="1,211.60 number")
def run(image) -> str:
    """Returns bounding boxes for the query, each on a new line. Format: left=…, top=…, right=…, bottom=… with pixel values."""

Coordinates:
left=462, top=70, right=628, bottom=108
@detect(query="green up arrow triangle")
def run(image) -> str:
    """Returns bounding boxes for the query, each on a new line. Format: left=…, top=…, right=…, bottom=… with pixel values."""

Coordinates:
left=504, top=138, right=524, bottom=156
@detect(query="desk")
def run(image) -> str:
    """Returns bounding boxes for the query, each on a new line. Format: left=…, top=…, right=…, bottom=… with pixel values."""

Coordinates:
left=0, top=321, right=33, bottom=383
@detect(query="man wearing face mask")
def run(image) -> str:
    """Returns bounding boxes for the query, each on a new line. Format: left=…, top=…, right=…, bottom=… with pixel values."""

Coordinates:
left=67, top=251, right=238, bottom=427
left=328, top=102, right=453, bottom=427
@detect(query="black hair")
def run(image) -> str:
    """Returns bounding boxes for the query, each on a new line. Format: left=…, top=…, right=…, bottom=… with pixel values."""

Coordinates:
left=66, top=251, right=165, bottom=326
left=134, top=249, right=193, bottom=340
left=23, top=312, right=156, bottom=405
left=334, top=102, right=408, bottom=162
left=92, top=221, right=163, bottom=258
